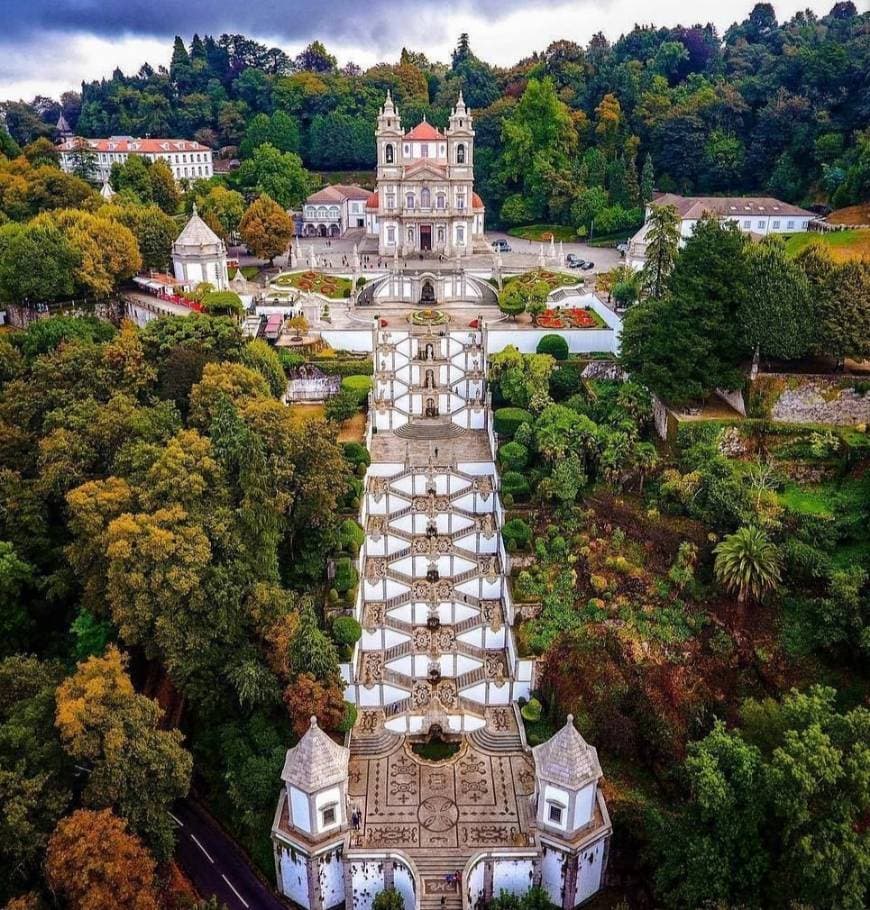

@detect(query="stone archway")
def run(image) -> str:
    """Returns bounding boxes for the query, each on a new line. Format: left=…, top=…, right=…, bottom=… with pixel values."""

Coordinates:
left=420, top=280, right=435, bottom=306
left=318, top=225, right=327, bottom=237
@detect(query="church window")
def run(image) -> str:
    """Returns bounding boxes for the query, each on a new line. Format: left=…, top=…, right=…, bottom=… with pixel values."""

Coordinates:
left=457, top=225, right=465, bottom=244
left=457, top=143, right=466, bottom=164
left=436, top=194, right=445, bottom=209
left=386, top=194, right=396, bottom=210
left=385, top=144, right=394, bottom=163
left=406, top=193, right=415, bottom=209
left=421, top=144, right=429, bottom=158
left=457, top=192, right=466, bottom=210
left=548, top=803, right=564, bottom=825
left=387, top=226, right=396, bottom=244
left=421, top=188, right=430, bottom=208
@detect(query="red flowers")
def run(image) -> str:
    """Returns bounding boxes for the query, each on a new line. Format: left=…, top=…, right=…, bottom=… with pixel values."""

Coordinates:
left=537, top=308, right=598, bottom=329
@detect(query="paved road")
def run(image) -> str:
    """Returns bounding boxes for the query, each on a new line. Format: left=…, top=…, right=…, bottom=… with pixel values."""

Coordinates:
left=172, top=799, right=288, bottom=910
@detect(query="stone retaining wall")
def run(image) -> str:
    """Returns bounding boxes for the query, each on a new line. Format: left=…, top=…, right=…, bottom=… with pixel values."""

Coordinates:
left=757, top=374, right=870, bottom=426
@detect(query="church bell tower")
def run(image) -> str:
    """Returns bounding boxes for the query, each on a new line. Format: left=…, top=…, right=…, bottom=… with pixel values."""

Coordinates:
left=376, top=90, right=403, bottom=181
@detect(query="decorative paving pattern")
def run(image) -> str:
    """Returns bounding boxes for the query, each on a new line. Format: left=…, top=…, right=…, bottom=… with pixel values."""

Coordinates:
left=348, top=739, right=536, bottom=853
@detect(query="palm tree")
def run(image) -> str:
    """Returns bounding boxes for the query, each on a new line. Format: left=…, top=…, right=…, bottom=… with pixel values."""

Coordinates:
left=713, top=526, right=782, bottom=604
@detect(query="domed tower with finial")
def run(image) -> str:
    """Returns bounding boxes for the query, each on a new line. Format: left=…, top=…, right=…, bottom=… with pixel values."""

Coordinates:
left=171, top=202, right=229, bottom=290
left=446, top=90, right=474, bottom=171
left=271, top=716, right=351, bottom=910
left=376, top=90, right=403, bottom=181
left=531, top=714, right=612, bottom=908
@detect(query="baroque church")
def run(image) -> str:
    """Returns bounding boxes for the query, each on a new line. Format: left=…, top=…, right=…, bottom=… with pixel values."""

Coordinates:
left=364, top=92, right=485, bottom=257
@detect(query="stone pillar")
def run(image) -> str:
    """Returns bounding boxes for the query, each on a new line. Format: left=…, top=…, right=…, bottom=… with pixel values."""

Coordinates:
left=562, top=855, right=578, bottom=910
left=343, top=857, right=354, bottom=910
left=307, top=855, right=323, bottom=910
left=483, top=858, right=494, bottom=904
left=383, top=858, right=395, bottom=891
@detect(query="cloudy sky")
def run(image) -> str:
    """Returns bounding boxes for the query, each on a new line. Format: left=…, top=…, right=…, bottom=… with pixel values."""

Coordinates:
left=0, top=0, right=843, bottom=100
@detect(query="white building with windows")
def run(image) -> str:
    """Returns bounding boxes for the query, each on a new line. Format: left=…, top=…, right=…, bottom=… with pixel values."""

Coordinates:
left=302, top=184, right=372, bottom=237
left=626, top=193, right=816, bottom=268
left=365, top=91, right=485, bottom=257
left=58, top=136, right=213, bottom=184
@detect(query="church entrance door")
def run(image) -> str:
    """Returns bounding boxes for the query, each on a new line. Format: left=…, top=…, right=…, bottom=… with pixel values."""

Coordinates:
left=420, top=224, right=432, bottom=251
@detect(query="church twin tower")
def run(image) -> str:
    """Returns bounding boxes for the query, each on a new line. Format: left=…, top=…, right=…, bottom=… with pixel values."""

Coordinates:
left=366, top=91, right=485, bottom=257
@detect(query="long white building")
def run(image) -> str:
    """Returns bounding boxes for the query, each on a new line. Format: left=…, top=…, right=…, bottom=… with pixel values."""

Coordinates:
left=58, top=136, right=213, bottom=184
left=626, top=193, right=816, bottom=268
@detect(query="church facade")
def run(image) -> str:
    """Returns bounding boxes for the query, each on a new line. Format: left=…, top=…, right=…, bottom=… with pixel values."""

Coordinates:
left=364, top=92, right=485, bottom=257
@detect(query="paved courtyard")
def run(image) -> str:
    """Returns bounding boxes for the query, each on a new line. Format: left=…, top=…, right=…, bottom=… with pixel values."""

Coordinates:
left=348, top=709, right=536, bottom=859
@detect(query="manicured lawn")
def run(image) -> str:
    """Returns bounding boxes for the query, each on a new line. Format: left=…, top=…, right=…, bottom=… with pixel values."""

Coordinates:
left=783, top=229, right=870, bottom=262
left=272, top=270, right=353, bottom=298
left=507, top=224, right=577, bottom=242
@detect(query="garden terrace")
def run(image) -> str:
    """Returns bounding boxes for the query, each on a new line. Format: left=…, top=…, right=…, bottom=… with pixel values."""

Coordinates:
left=270, top=270, right=353, bottom=298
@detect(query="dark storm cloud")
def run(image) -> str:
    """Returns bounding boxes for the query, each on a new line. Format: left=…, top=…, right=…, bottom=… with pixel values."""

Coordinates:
left=0, top=0, right=538, bottom=49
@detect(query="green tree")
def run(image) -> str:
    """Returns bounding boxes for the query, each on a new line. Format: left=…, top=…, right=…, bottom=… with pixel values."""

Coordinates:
left=655, top=721, right=768, bottom=908
left=235, top=144, right=314, bottom=209
left=640, top=204, right=680, bottom=300
left=372, top=888, right=404, bottom=910
left=714, top=525, right=782, bottom=604
left=640, top=154, right=655, bottom=203
left=739, top=237, right=812, bottom=364
left=198, top=185, right=246, bottom=240
left=238, top=194, right=295, bottom=264
left=0, top=221, right=80, bottom=304
left=147, top=159, right=180, bottom=214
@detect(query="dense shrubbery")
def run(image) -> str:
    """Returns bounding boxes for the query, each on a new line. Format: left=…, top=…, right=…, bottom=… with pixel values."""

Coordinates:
left=494, top=407, right=533, bottom=437
left=502, top=518, right=532, bottom=551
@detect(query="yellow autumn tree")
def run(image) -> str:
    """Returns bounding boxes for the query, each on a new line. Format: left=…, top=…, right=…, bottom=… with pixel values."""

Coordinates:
left=45, top=809, right=161, bottom=910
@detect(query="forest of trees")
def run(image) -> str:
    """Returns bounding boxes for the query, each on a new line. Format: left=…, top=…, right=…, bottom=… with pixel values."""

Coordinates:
left=2, top=3, right=869, bottom=235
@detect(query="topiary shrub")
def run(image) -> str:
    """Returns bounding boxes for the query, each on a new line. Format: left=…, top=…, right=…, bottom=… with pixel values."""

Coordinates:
left=339, top=518, right=365, bottom=553
left=502, top=517, right=532, bottom=551
left=494, top=407, right=533, bottom=438
left=498, top=441, right=529, bottom=472
left=502, top=492, right=514, bottom=508
left=201, top=290, right=244, bottom=317
left=342, top=441, right=371, bottom=468
left=333, top=615, right=362, bottom=647
left=536, top=333, right=569, bottom=360
left=521, top=698, right=542, bottom=722
left=501, top=471, right=531, bottom=501
left=333, top=557, right=357, bottom=594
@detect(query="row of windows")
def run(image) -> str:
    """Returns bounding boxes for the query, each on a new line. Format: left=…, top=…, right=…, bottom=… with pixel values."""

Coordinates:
left=384, top=190, right=467, bottom=210
left=384, top=143, right=467, bottom=163
left=739, top=218, right=803, bottom=230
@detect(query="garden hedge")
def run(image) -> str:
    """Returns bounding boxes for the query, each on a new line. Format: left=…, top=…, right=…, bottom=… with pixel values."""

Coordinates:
left=306, top=359, right=374, bottom=377
left=494, top=407, right=533, bottom=437
left=339, top=518, right=365, bottom=553
left=342, top=442, right=371, bottom=468
left=501, top=471, right=531, bottom=500
left=502, top=518, right=532, bottom=550
left=498, top=441, right=529, bottom=472
left=341, top=375, right=373, bottom=405
left=536, top=333, right=569, bottom=360
left=333, top=556, right=358, bottom=593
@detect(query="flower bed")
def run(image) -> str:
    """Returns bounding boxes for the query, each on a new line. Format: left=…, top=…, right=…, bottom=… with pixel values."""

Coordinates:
left=503, top=269, right=576, bottom=294
left=537, top=307, right=604, bottom=330
left=410, top=308, right=449, bottom=326
left=271, top=271, right=353, bottom=299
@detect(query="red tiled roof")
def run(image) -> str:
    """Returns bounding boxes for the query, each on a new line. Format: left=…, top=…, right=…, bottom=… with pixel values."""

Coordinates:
left=59, top=137, right=211, bottom=153
left=334, top=184, right=373, bottom=201
left=365, top=191, right=379, bottom=209
left=404, top=121, right=444, bottom=141
left=472, top=192, right=485, bottom=210
left=307, top=186, right=346, bottom=205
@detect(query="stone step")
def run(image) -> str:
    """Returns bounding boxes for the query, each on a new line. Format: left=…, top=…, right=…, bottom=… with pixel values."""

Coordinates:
left=394, top=421, right=466, bottom=440
left=469, top=726, right=525, bottom=753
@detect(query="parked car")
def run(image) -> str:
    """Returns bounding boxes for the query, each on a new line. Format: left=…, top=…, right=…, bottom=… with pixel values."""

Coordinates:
left=616, top=243, right=628, bottom=254
left=566, top=254, right=587, bottom=269
left=492, top=239, right=512, bottom=252
left=580, top=260, right=595, bottom=271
